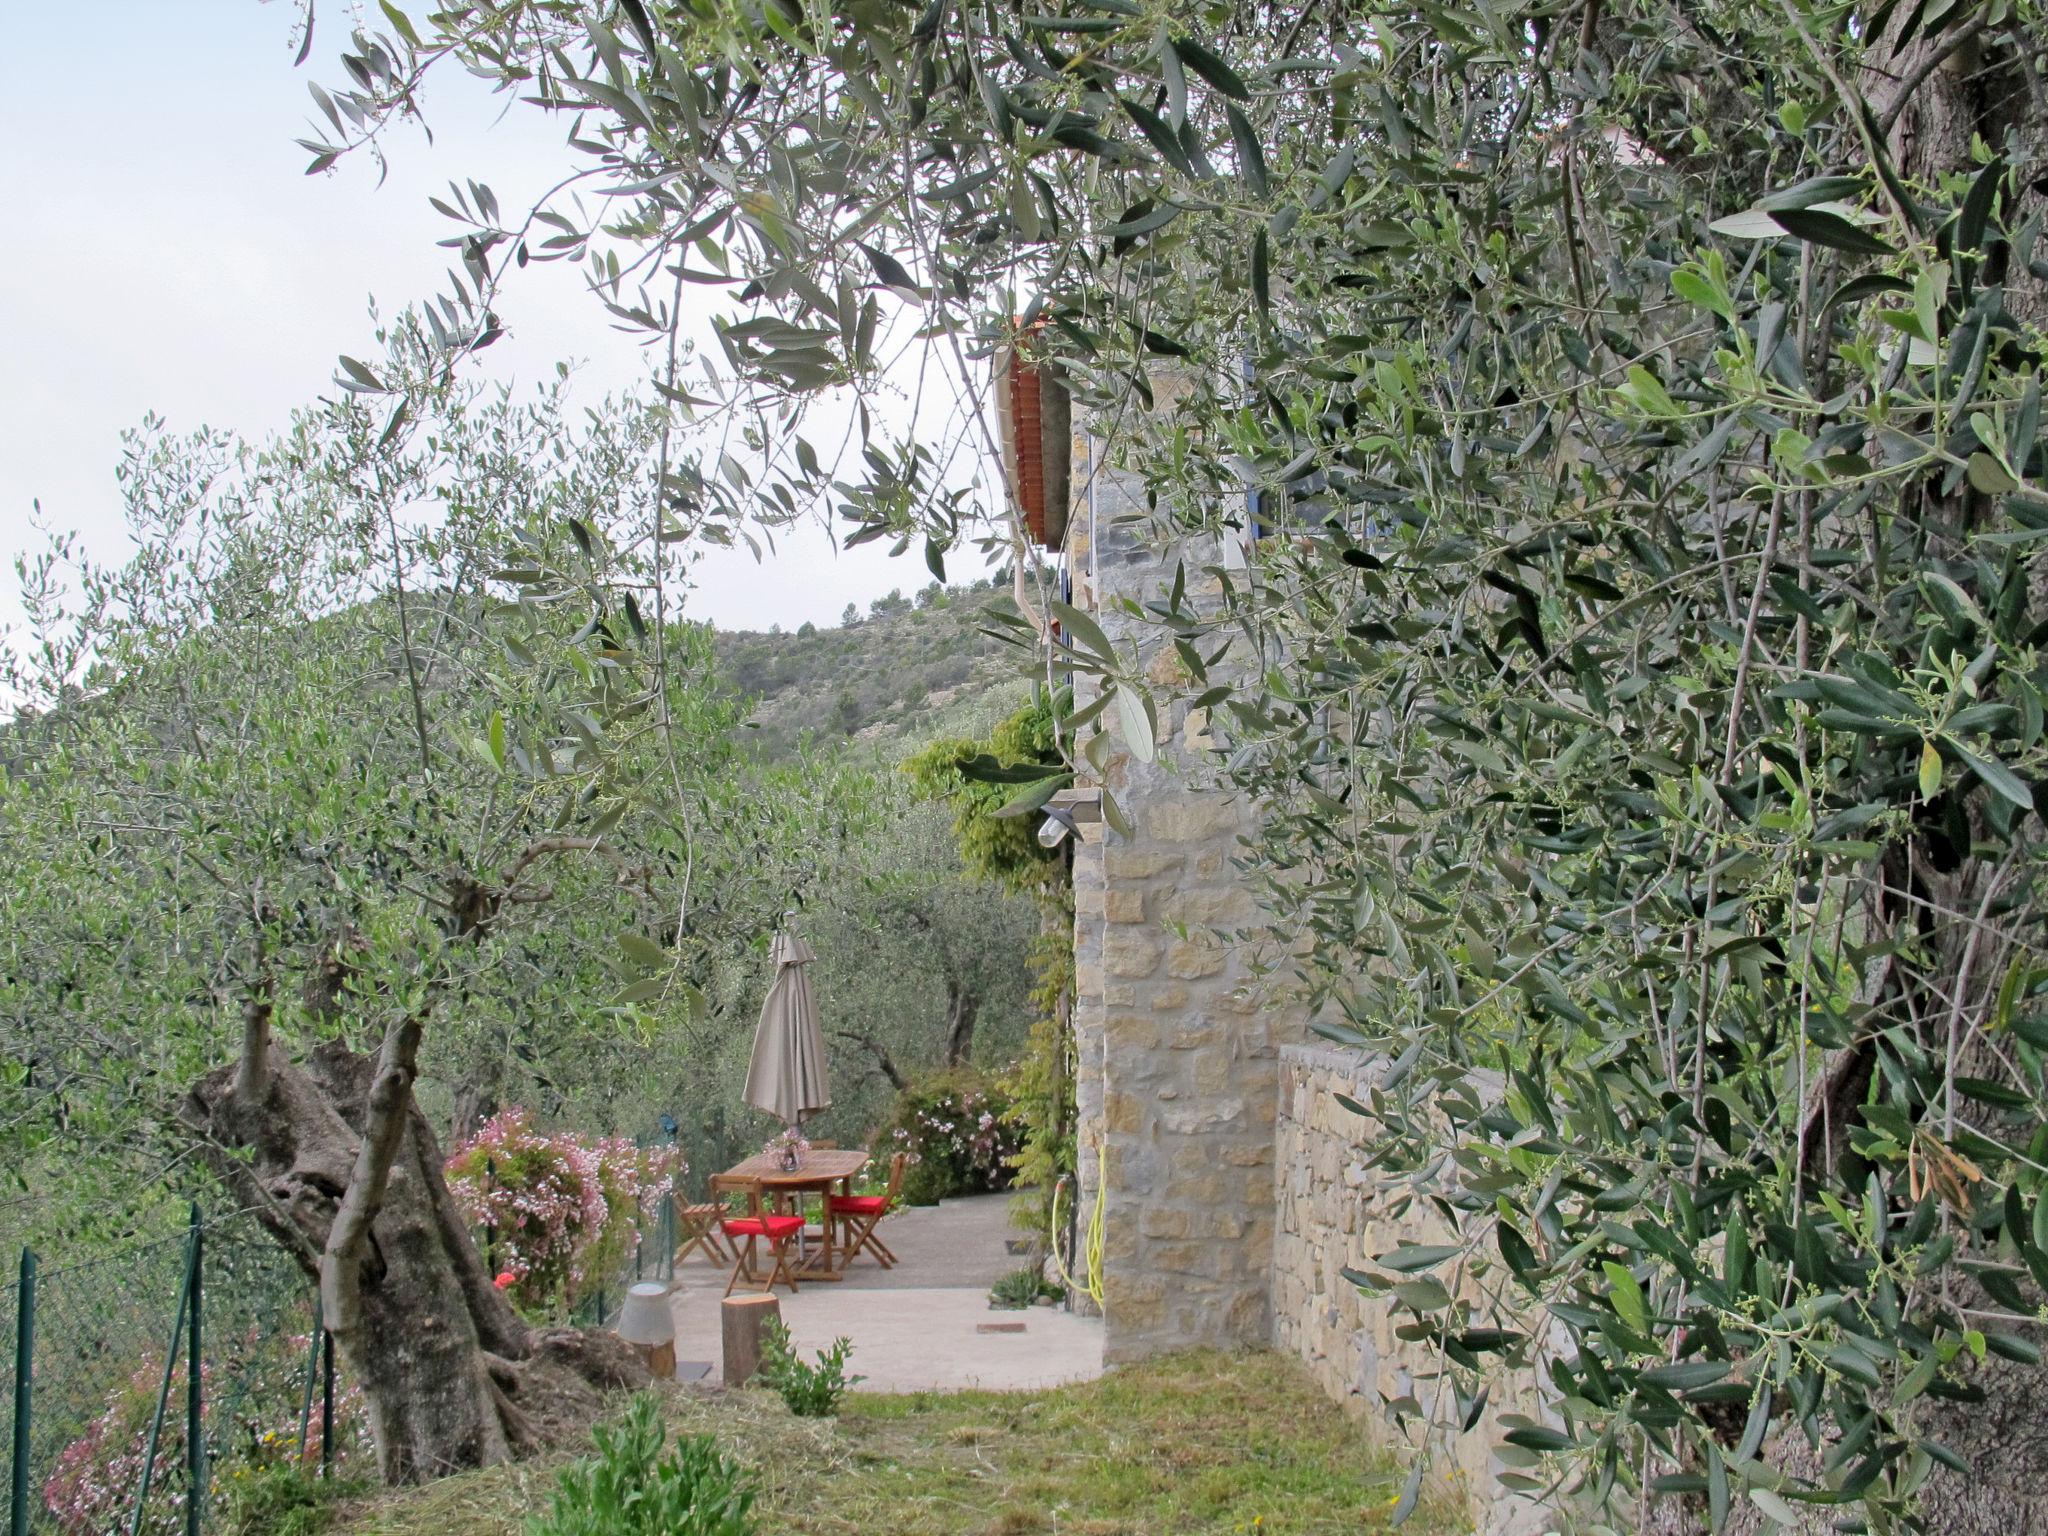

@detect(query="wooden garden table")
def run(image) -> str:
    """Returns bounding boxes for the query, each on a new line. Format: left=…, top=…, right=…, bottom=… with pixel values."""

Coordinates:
left=717, top=1148, right=869, bottom=1280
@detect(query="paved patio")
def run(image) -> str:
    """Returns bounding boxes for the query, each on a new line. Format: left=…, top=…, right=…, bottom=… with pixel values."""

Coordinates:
left=664, top=1193, right=1104, bottom=1392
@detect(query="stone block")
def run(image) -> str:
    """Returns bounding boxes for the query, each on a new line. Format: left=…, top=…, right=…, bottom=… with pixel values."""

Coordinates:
left=1103, top=930, right=1161, bottom=978
left=1193, top=1052, right=1242, bottom=1096
left=1189, top=1207, right=1253, bottom=1240
left=1102, top=1089, right=1147, bottom=1135
left=1159, top=1098, right=1246, bottom=1133
left=1145, top=647, right=1192, bottom=688
left=1160, top=885, right=1257, bottom=925
left=1166, top=940, right=1227, bottom=979
left=1147, top=1241, right=1208, bottom=1274
left=1105, top=846, right=1184, bottom=880
left=1139, top=1208, right=1193, bottom=1239
left=1223, top=1288, right=1269, bottom=1338
left=1104, top=886, right=1147, bottom=924
left=1147, top=798, right=1242, bottom=844
left=1104, top=1012, right=1158, bottom=1051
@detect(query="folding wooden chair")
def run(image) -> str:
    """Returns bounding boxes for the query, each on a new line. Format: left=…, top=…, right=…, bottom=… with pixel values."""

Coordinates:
left=826, top=1153, right=906, bottom=1270
left=671, top=1179, right=732, bottom=1270
left=717, top=1177, right=804, bottom=1296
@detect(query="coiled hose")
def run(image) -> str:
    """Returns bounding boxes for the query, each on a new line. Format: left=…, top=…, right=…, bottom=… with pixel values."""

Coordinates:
left=1049, top=1152, right=1105, bottom=1307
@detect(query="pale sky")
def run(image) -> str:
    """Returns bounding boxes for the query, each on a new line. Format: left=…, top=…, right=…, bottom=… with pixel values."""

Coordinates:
left=0, top=0, right=996, bottom=663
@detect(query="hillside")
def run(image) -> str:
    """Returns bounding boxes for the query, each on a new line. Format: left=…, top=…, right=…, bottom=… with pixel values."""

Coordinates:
left=710, top=577, right=1035, bottom=759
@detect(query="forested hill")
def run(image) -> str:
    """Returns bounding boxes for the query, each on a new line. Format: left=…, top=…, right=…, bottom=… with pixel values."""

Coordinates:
left=709, top=576, right=1034, bottom=758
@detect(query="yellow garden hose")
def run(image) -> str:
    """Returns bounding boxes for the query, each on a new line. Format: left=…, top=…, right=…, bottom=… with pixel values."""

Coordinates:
left=1049, top=1147, right=1106, bottom=1306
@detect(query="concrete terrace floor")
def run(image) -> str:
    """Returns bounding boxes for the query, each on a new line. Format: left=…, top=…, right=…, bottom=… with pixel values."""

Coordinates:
left=663, top=1193, right=1105, bottom=1392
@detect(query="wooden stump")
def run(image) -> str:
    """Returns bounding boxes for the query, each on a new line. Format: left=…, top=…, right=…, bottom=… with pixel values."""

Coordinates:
left=721, top=1293, right=781, bottom=1386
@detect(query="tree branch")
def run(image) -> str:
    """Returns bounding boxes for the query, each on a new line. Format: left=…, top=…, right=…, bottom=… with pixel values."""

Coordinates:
left=322, top=1013, right=425, bottom=1338
left=234, top=898, right=275, bottom=1107
left=235, top=985, right=275, bottom=1108
left=833, top=1028, right=908, bottom=1091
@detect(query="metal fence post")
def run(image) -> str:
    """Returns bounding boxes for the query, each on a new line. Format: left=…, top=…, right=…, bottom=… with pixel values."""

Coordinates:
left=658, top=1122, right=677, bottom=1283
left=185, top=1207, right=203, bottom=1536
left=320, top=1331, right=333, bottom=1479
left=130, top=1226, right=197, bottom=1536
left=11, top=1248, right=34, bottom=1536
left=295, top=1294, right=323, bottom=1463
left=483, top=1157, right=497, bottom=1276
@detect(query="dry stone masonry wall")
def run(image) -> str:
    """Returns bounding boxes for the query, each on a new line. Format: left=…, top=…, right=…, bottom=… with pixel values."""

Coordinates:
left=1274, top=1043, right=1555, bottom=1536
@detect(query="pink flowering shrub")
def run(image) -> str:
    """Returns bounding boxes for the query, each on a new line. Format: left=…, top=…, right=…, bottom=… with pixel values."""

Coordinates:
left=881, top=1075, right=1022, bottom=1205
left=445, top=1108, right=680, bottom=1316
left=45, top=1335, right=366, bottom=1536
left=44, top=1358, right=202, bottom=1536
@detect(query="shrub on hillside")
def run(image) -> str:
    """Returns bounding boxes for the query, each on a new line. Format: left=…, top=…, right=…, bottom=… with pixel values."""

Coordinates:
left=46, top=1337, right=367, bottom=1536
left=879, top=1074, right=1021, bottom=1205
left=445, top=1109, right=678, bottom=1317
left=755, top=1322, right=860, bottom=1417
left=530, top=1394, right=754, bottom=1536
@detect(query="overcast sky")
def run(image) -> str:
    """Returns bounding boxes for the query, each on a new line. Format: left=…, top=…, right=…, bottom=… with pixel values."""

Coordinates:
left=0, top=0, right=994, bottom=661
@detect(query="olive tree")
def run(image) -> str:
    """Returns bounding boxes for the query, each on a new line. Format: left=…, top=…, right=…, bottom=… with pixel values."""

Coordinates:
left=0, top=317, right=733, bottom=1478
left=286, top=0, right=2048, bottom=1527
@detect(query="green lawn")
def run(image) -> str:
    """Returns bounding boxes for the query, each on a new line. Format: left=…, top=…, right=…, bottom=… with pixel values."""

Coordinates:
left=339, top=1350, right=1460, bottom=1536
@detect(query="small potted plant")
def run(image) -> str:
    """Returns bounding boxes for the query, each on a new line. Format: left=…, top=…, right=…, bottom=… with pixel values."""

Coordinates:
left=765, top=1125, right=810, bottom=1171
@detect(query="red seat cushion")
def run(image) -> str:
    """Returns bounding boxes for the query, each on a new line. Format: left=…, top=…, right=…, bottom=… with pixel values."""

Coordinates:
left=827, top=1195, right=888, bottom=1215
left=721, top=1214, right=804, bottom=1240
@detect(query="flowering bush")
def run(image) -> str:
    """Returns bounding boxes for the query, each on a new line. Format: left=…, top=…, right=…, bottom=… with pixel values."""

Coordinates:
left=45, top=1335, right=366, bottom=1536
left=44, top=1358, right=203, bottom=1536
left=880, top=1075, right=1021, bottom=1206
left=445, top=1108, right=679, bottom=1316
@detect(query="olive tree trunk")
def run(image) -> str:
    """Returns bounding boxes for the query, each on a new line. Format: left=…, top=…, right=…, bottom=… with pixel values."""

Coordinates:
left=182, top=1009, right=646, bottom=1484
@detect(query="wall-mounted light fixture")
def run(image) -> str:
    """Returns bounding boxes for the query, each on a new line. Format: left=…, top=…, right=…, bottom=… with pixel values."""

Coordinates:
left=1039, top=785, right=1104, bottom=847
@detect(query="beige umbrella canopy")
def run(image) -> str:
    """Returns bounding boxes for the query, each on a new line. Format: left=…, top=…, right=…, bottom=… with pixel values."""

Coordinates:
left=743, top=926, right=832, bottom=1127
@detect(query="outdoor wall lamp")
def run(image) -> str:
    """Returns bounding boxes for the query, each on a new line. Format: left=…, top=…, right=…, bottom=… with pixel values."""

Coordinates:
left=1037, top=809, right=1076, bottom=848
left=1038, top=786, right=1104, bottom=847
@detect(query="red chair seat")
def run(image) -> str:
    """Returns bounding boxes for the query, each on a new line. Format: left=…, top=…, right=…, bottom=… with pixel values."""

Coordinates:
left=722, top=1214, right=804, bottom=1239
left=827, top=1194, right=888, bottom=1215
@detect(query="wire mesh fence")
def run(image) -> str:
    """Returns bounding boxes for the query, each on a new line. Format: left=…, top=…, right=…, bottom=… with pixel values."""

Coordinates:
left=0, top=1208, right=348, bottom=1536
left=1, top=1126, right=681, bottom=1534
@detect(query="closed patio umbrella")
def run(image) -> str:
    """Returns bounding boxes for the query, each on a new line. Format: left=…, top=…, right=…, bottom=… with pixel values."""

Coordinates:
left=743, top=924, right=831, bottom=1126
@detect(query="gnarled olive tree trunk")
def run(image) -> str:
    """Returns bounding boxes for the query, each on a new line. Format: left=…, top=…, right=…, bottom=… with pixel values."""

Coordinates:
left=1656, top=19, right=2048, bottom=1534
left=182, top=1005, right=646, bottom=1484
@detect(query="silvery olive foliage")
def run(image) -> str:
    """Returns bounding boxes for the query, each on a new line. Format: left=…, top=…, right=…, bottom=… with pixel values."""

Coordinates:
left=296, top=0, right=2048, bottom=1525
left=0, top=313, right=1028, bottom=1262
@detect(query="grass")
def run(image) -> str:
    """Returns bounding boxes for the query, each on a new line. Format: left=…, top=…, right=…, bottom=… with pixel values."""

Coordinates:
left=336, top=1350, right=1460, bottom=1536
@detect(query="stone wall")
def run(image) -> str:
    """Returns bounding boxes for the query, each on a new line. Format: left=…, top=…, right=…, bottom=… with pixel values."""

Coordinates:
left=1273, top=1043, right=1554, bottom=1535
left=1066, top=429, right=1304, bottom=1362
